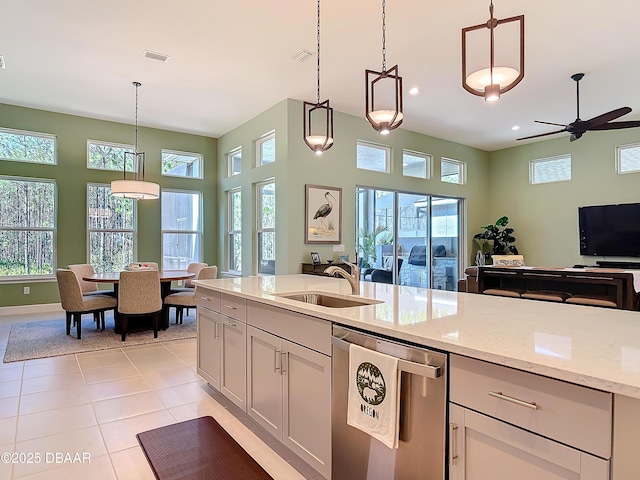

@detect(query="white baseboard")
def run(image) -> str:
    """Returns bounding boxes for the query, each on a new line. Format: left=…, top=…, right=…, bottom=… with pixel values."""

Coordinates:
left=0, top=303, right=63, bottom=317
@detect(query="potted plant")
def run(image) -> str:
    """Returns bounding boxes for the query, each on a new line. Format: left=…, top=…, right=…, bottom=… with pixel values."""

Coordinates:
left=473, top=216, right=518, bottom=263
left=357, top=225, right=390, bottom=269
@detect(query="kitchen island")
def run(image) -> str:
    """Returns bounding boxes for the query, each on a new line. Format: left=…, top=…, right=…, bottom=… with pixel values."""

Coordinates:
left=194, top=274, right=640, bottom=479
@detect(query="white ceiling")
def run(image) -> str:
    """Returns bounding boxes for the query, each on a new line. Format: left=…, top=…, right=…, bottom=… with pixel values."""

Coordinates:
left=1, top=0, right=640, bottom=151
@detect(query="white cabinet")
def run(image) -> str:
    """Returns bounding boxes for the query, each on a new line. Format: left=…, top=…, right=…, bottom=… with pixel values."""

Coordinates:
left=246, top=303, right=332, bottom=480
left=196, top=289, right=246, bottom=411
left=449, top=354, right=611, bottom=480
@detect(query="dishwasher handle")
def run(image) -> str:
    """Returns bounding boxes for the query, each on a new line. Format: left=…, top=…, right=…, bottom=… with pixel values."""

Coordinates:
left=332, top=335, right=442, bottom=379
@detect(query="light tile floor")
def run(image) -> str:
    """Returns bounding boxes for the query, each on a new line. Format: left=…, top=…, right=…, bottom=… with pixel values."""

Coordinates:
left=0, top=312, right=323, bottom=480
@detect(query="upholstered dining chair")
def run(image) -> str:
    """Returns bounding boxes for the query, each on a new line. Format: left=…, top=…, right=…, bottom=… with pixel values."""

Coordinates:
left=117, top=269, right=163, bottom=341
left=56, top=269, right=117, bottom=339
left=171, top=262, right=208, bottom=293
left=68, top=263, right=115, bottom=297
left=163, top=265, right=218, bottom=324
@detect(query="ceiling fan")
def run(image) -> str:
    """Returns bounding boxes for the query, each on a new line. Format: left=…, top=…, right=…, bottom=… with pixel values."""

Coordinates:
left=517, top=73, right=640, bottom=142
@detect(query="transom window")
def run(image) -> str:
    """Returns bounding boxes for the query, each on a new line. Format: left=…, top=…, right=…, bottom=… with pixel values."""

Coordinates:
left=87, top=140, right=135, bottom=172
left=161, top=150, right=203, bottom=179
left=228, top=188, right=242, bottom=273
left=228, top=147, right=242, bottom=176
left=161, top=189, right=203, bottom=270
left=530, top=155, right=572, bottom=184
left=257, top=133, right=276, bottom=167
left=257, top=181, right=275, bottom=275
left=0, top=127, right=56, bottom=165
left=441, top=158, right=466, bottom=184
left=403, top=150, right=431, bottom=179
left=616, top=143, right=640, bottom=174
left=357, top=141, right=390, bottom=173
left=0, top=176, right=56, bottom=278
left=88, top=184, right=136, bottom=273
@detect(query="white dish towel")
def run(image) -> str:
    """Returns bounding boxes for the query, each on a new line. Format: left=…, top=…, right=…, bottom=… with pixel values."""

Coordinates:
left=347, top=343, right=401, bottom=449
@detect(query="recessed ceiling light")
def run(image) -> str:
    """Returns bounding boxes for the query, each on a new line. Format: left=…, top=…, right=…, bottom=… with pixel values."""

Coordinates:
left=409, top=87, right=420, bottom=95
left=512, top=125, right=520, bottom=131
left=143, top=50, right=170, bottom=62
left=292, top=50, right=313, bottom=62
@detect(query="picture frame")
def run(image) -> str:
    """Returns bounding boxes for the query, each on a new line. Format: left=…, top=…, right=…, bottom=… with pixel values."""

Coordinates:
left=305, top=184, right=342, bottom=244
left=310, top=251, right=322, bottom=265
left=337, top=254, right=349, bottom=263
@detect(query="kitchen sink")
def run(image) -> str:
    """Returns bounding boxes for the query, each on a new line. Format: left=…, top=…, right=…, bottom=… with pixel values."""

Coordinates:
left=275, top=291, right=383, bottom=308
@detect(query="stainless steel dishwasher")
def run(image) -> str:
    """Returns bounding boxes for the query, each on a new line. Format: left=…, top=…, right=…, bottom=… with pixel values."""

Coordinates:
left=332, top=325, right=447, bottom=480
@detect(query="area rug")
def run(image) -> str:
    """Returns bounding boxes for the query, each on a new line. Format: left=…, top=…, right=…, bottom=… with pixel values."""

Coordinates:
left=3, top=313, right=196, bottom=363
left=137, top=416, right=273, bottom=480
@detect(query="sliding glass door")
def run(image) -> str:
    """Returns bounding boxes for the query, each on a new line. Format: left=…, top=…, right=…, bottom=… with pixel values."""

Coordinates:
left=356, top=187, right=462, bottom=290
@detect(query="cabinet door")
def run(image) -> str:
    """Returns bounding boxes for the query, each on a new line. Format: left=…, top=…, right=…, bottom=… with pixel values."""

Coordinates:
left=196, top=307, right=221, bottom=390
left=220, top=316, right=247, bottom=410
left=282, top=340, right=331, bottom=480
left=449, top=404, right=610, bottom=480
left=246, top=325, right=283, bottom=438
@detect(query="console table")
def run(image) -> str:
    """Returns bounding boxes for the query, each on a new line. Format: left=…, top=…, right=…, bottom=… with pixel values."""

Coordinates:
left=476, top=266, right=639, bottom=310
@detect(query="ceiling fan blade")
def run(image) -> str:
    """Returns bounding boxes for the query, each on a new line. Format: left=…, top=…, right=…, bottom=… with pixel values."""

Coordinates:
left=583, top=107, right=632, bottom=129
left=534, top=120, right=567, bottom=127
left=589, top=120, right=640, bottom=131
left=516, top=129, right=567, bottom=141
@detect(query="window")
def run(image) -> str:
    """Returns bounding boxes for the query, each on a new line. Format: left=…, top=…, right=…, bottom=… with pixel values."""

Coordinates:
left=228, top=147, right=242, bottom=176
left=161, top=149, right=203, bottom=179
left=617, top=143, right=640, bottom=174
left=0, top=176, right=56, bottom=278
left=257, top=132, right=276, bottom=166
left=530, top=155, right=572, bottom=184
left=357, top=141, right=390, bottom=173
left=87, top=140, right=134, bottom=172
left=0, top=127, right=56, bottom=164
left=403, top=150, right=431, bottom=179
left=161, top=190, right=202, bottom=270
left=228, top=188, right=242, bottom=272
left=441, top=158, right=466, bottom=184
left=257, top=181, right=275, bottom=275
left=88, top=184, right=136, bottom=273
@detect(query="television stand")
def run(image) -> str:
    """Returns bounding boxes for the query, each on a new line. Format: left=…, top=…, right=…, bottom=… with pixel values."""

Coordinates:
left=596, top=261, right=640, bottom=270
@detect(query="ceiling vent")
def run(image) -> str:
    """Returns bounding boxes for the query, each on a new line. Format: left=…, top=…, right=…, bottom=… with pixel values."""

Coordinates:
left=143, top=50, right=170, bottom=62
left=291, top=50, right=313, bottom=62
left=0, top=56, right=5, bottom=69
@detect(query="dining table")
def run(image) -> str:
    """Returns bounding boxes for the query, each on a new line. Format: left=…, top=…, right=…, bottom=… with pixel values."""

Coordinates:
left=83, top=270, right=195, bottom=330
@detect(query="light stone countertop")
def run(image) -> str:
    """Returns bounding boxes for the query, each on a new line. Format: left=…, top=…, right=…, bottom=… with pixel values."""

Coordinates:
left=194, top=274, right=640, bottom=399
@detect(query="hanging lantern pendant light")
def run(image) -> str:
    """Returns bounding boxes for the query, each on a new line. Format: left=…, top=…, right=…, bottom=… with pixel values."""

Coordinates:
left=111, top=81, right=159, bottom=200
left=303, top=0, right=334, bottom=155
left=365, top=0, right=403, bottom=134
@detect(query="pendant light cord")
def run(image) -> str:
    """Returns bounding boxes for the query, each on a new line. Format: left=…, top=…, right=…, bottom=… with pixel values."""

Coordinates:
left=489, top=1, right=494, bottom=84
left=134, top=82, right=140, bottom=154
left=381, top=0, right=387, bottom=72
left=316, top=0, right=321, bottom=104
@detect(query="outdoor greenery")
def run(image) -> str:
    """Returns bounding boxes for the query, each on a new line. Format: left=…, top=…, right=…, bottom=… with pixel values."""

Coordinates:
left=357, top=225, right=391, bottom=268
left=473, top=216, right=518, bottom=255
left=87, top=142, right=134, bottom=171
left=0, top=129, right=56, bottom=164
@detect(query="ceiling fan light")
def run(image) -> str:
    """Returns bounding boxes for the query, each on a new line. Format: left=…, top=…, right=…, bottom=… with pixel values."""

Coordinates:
left=484, top=84, right=501, bottom=102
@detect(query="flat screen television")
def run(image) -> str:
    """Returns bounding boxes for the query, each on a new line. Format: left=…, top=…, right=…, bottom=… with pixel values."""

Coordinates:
left=579, top=202, right=640, bottom=257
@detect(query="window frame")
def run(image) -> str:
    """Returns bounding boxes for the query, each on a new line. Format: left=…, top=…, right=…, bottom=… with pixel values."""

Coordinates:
left=441, top=157, right=466, bottom=185
left=227, top=147, right=242, bottom=177
left=0, top=175, right=57, bottom=281
left=86, top=139, right=135, bottom=172
left=357, top=140, right=391, bottom=173
left=529, top=154, right=572, bottom=185
left=616, top=142, right=640, bottom=175
left=160, top=188, right=203, bottom=270
left=402, top=149, right=432, bottom=179
left=256, top=179, right=276, bottom=275
left=161, top=149, right=203, bottom=179
left=256, top=132, right=276, bottom=167
left=227, top=187, right=242, bottom=274
left=86, top=182, right=137, bottom=273
left=0, top=127, right=57, bottom=165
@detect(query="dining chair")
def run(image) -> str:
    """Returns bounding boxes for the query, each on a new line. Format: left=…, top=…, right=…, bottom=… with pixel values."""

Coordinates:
left=118, top=269, right=163, bottom=341
left=163, top=265, right=218, bottom=324
left=172, top=262, right=208, bottom=292
left=56, top=269, right=117, bottom=339
left=68, top=263, right=115, bottom=297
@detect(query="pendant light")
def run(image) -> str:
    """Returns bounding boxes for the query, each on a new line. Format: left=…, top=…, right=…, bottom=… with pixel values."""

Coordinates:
left=111, top=81, right=159, bottom=200
left=462, top=0, right=524, bottom=102
left=303, top=0, right=334, bottom=155
left=365, top=0, right=403, bottom=135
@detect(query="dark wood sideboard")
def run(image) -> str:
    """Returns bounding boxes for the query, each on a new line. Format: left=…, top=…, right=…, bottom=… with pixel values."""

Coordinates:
left=301, top=262, right=354, bottom=277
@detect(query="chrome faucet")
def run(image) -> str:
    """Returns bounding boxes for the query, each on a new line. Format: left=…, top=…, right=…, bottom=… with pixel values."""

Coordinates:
left=324, top=261, right=360, bottom=295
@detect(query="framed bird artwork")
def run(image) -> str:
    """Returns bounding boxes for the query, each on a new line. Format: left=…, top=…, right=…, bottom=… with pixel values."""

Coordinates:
left=305, top=184, right=342, bottom=244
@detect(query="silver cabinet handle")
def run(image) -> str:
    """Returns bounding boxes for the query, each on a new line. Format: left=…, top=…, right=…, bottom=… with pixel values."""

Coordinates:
left=449, top=422, right=458, bottom=466
left=280, top=351, right=288, bottom=374
left=199, top=296, right=210, bottom=301
left=488, top=391, right=538, bottom=410
left=223, top=304, right=237, bottom=310
left=223, top=320, right=237, bottom=328
left=274, top=349, right=281, bottom=372
left=214, top=321, right=219, bottom=339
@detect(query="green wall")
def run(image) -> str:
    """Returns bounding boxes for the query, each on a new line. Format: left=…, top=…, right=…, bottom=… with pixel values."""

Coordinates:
left=218, top=98, right=491, bottom=276
left=488, top=129, right=640, bottom=266
left=0, top=103, right=217, bottom=307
